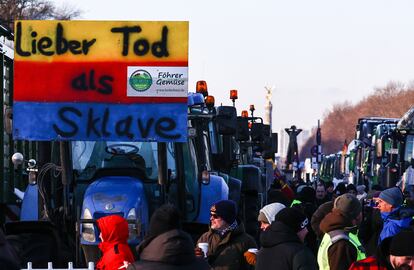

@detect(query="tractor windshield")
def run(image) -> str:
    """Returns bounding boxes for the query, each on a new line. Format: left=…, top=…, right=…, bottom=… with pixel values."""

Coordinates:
left=71, top=141, right=173, bottom=181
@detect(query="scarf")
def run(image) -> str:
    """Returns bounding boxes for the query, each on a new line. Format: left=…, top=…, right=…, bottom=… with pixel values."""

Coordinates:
left=216, top=220, right=238, bottom=238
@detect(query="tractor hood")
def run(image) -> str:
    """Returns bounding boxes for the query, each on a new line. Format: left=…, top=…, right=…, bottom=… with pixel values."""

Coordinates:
left=80, top=175, right=149, bottom=246
left=82, top=176, right=146, bottom=216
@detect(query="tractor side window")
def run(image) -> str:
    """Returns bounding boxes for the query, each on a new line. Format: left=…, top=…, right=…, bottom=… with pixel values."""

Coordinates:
left=405, top=135, right=414, bottom=162
left=137, top=142, right=159, bottom=180
left=166, top=142, right=177, bottom=180
left=208, top=121, right=219, bottom=154
left=182, top=141, right=200, bottom=217
left=202, top=131, right=212, bottom=171
left=182, top=142, right=198, bottom=192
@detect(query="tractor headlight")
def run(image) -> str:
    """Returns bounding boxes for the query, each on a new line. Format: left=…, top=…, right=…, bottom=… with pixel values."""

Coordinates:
left=127, top=208, right=138, bottom=241
left=82, top=208, right=96, bottom=242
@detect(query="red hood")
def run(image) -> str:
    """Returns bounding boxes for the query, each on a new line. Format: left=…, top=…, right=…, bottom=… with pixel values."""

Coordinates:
left=97, top=215, right=129, bottom=244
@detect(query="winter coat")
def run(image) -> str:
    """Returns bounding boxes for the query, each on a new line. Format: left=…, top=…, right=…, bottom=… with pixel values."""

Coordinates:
left=291, top=200, right=319, bottom=255
left=197, top=223, right=256, bottom=270
left=311, top=201, right=333, bottom=240
left=349, top=237, right=393, bottom=270
left=379, top=207, right=414, bottom=243
left=96, top=215, right=135, bottom=270
left=348, top=256, right=389, bottom=270
left=128, top=229, right=210, bottom=270
left=256, top=221, right=317, bottom=270
left=318, top=209, right=358, bottom=270
left=359, top=206, right=383, bottom=256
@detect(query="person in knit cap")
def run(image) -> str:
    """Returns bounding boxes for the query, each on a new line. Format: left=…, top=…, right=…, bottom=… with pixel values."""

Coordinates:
left=374, top=187, right=414, bottom=243
left=349, top=230, right=414, bottom=270
left=291, top=185, right=319, bottom=255
left=388, top=230, right=414, bottom=269
left=356, top=185, right=367, bottom=201
left=195, top=199, right=257, bottom=270
left=242, top=202, right=286, bottom=267
left=128, top=204, right=210, bottom=270
left=317, top=193, right=366, bottom=270
left=347, top=184, right=358, bottom=196
left=96, top=215, right=135, bottom=270
left=257, top=202, right=286, bottom=231
left=255, top=207, right=317, bottom=270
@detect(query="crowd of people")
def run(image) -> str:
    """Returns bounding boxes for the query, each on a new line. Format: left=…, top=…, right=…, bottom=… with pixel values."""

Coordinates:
left=91, top=172, right=414, bottom=270
left=3, top=169, right=414, bottom=269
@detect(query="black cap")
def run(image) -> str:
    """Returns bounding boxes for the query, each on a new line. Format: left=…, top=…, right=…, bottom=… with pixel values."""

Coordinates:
left=274, top=207, right=308, bottom=233
left=389, top=230, right=414, bottom=256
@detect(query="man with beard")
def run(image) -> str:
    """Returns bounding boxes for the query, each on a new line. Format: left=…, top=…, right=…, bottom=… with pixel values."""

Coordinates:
left=195, top=200, right=257, bottom=270
left=315, top=183, right=329, bottom=206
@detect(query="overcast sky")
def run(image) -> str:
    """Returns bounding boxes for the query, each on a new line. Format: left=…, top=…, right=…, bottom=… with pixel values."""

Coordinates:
left=52, top=0, right=414, bottom=132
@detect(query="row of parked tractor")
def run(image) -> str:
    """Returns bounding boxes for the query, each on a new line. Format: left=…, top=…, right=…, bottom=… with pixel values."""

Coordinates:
left=319, top=106, right=414, bottom=190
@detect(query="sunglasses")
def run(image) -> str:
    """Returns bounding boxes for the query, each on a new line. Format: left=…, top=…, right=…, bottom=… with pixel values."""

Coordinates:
left=210, top=213, right=220, bottom=219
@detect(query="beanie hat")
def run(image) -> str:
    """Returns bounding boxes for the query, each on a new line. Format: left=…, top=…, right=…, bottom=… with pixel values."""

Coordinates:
left=147, top=204, right=181, bottom=239
left=267, top=189, right=290, bottom=207
left=346, top=184, right=357, bottom=193
left=389, top=230, right=414, bottom=256
left=274, top=207, right=308, bottom=233
left=379, top=187, right=403, bottom=207
left=296, top=185, right=306, bottom=194
left=258, top=203, right=286, bottom=223
left=210, top=200, right=237, bottom=224
left=334, top=193, right=361, bottom=220
left=357, top=185, right=366, bottom=194
left=335, top=182, right=347, bottom=195
left=298, top=186, right=316, bottom=203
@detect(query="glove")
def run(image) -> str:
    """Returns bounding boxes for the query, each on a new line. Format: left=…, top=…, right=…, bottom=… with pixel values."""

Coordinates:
left=244, top=251, right=256, bottom=265
left=195, top=247, right=205, bottom=258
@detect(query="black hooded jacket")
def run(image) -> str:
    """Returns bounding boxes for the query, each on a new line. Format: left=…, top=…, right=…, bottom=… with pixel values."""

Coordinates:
left=127, top=229, right=210, bottom=270
left=256, top=221, right=317, bottom=270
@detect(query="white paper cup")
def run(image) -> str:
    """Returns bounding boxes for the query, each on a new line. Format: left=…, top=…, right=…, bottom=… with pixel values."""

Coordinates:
left=198, top=242, right=209, bottom=257
left=248, top=248, right=259, bottom=254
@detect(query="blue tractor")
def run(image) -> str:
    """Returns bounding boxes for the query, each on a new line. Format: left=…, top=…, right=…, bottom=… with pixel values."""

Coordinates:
left=9, top=94, right=230, bottom=267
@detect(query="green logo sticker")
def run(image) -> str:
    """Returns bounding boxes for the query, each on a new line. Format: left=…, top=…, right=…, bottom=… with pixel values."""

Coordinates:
left=129, top=70, right=152, bottom=91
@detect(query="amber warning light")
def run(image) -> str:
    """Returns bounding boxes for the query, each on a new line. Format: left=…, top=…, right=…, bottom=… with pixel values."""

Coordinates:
left=230, top=90, right=238, bottom=100
left=205, top=96, right=215, bottom=109
left=196, top=80, right=208, bottom=97
left=241, top=110, right=249, bottom=118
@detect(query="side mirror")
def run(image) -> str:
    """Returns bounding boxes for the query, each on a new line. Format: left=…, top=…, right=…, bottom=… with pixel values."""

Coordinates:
left=236, top=117, right=249, bottom=141
left=251, top=123, right=264, bottom=142
left=271, top=133, right=278, bottom=153
left=215, top=106, right=237, bottom=135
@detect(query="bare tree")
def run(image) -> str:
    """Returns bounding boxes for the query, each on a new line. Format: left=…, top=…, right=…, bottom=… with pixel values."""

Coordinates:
left=300, top=83, right=414, bottom=159
left=0, top=0, right=81, bottom=31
